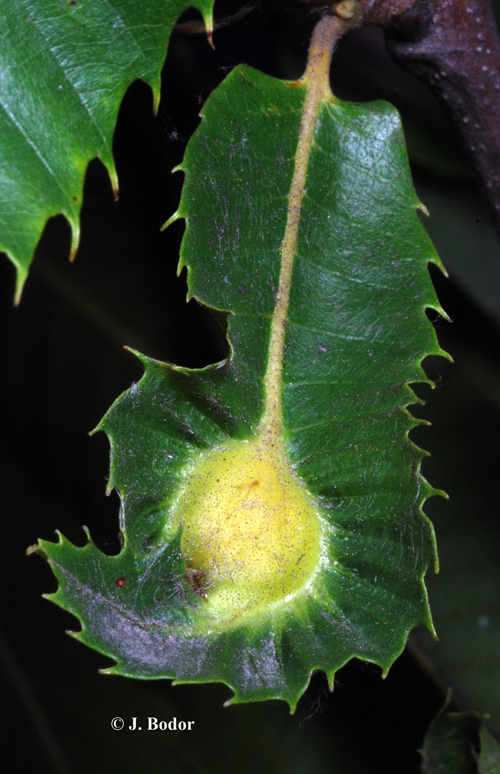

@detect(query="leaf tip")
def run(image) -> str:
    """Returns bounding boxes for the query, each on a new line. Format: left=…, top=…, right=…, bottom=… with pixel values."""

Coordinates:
left=435, top=346, right=453, bottom=364
left=432, top=256, right=449, bottom=279
left=417, top=201, right=430, bottom=218
left=431, top=304, right=452, bottom=325
left=204, top=9, right=215, bottom=49
left=123, top=346, right=149, bottom=366
left=287, top=700, right=298, bottom=715
left=69, top=222, right=81, bottom=262
left=88, top=416, right=105, bottom=437
left=82, top=524, right=92, bottom=542
left=161, top=210, right=182, bottom=232
left=14, top=269, right=27, bottom=306
left=153, top=88, right=161, bottom=116
left=108, top=166, right=119, bottom=201
left=327, top=672, right=335, bottom=693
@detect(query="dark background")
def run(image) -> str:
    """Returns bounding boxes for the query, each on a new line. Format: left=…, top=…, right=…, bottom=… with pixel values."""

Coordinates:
left=1, top=2, right=499, bottom=771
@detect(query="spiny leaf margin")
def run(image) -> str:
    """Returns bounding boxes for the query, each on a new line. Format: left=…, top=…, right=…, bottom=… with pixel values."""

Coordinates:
left=0, top=0, right=214, bottom=301
left=36, top=64, right=448, bottom=709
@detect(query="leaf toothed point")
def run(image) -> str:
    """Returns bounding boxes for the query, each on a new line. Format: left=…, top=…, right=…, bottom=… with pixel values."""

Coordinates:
left=0, top=0, right=216, bottom=298
left=35, top=15, right=449, bottom=708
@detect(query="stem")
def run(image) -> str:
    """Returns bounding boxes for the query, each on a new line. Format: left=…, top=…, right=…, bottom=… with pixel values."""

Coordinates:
left=260, top=9, right=360, bottom=442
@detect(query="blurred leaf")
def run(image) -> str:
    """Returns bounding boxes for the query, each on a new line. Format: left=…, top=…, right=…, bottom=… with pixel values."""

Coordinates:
left=422, top=696, right=482, bottom=774
left=422, top=697, right=500, bottom=774
left=479, top=726, right=500, bottom=774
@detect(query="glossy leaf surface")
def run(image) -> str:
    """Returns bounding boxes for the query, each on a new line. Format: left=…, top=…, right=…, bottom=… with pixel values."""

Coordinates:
left=0, top=0, right=214, bottom=300
left=37, top=64, right=445, bottom=708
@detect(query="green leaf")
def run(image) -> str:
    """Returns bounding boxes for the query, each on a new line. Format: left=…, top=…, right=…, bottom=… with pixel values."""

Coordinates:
left=0, top=0, right=214, bottom=302
left=479, top=727, right=500, bottom=774
left=422, top=697, right=500, bottom=774
left=422, top=697, right=482, bottom=774
left=36, top=62, right=447, bottom=708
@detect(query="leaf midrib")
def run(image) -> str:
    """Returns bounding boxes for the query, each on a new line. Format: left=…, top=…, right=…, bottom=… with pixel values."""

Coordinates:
left=260, top=17, right=338, bottom=441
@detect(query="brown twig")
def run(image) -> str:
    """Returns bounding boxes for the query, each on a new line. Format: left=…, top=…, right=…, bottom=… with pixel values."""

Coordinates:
left=370, top=0, right=500, bottom=236
left=304, top=0, right=500, bottom=236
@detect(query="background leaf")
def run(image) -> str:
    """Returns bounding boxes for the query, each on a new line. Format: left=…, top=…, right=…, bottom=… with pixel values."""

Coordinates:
left=479, top=726, right=500, bottom=774
left=421, top=698, right=500, bottom=774
left=422, top=698, right=482, bottom=774
left=0, top=0, right=214, bottom=300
